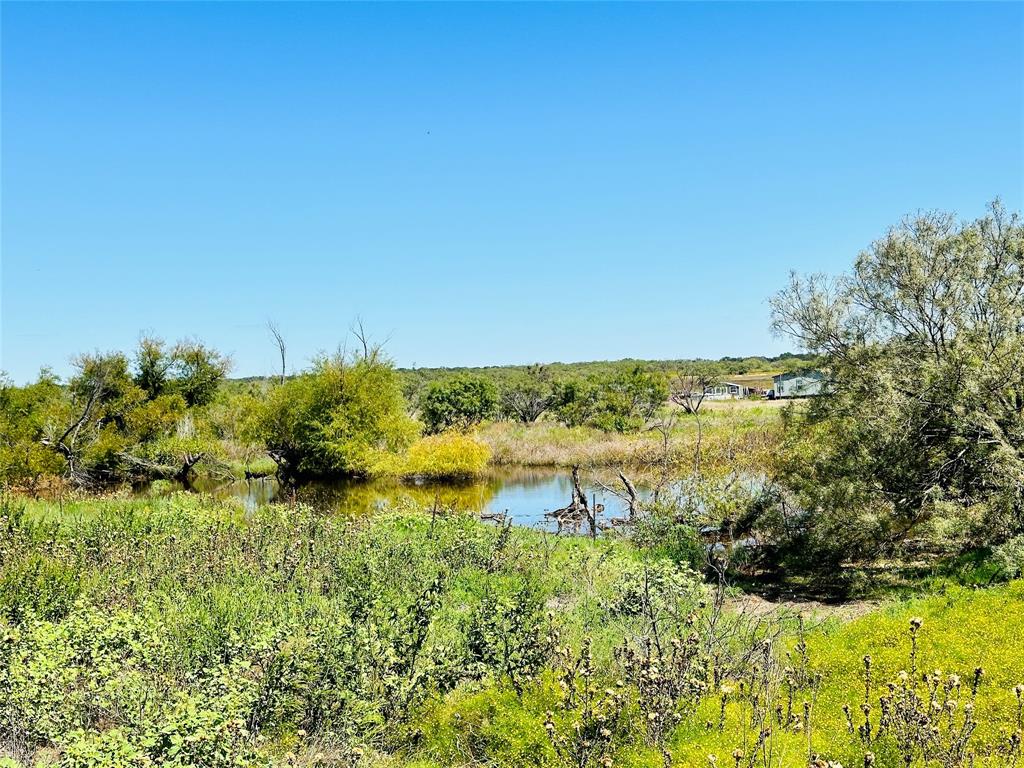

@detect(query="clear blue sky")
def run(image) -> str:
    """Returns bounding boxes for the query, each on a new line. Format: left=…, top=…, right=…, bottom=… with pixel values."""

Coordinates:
left=2, top=2, right=1022, bottom=383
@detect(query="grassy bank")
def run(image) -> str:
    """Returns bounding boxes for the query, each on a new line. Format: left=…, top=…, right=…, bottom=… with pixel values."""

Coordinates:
left=478, top=401, right=783, bottom=474
left=1, top=493, right=1021, bottom=767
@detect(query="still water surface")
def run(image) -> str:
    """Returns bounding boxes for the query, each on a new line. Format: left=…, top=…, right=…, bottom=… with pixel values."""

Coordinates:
left=163, top=469, right=651, bottom=530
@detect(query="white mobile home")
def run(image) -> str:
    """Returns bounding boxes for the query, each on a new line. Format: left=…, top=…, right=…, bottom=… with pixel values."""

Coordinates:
left=772, top=370, right=826, bottom=398
left=703, top=382, right=753, bottom=400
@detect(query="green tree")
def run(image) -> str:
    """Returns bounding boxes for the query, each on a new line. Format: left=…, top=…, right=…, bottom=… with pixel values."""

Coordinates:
left=44, top=352, right=146, bottom=485
left=0, top=371, right=66, bottom=490
left=551, top=367, right=669, bottom=433
left=134, top=336, right=174, bottom=399
left=551, top=377, right=602, bottom=428
left=608, top=365, right=668, bottom=422
left=3, top=337, right=232, bottom=488
left=418, top=375, right=498, bottom=434
left=135, top=335, right=231, bottom=407
left=170, top=340, right=231, bottom=408
left=249, top=352, right=418, bottom=479
left=769, top=201, right=1024, bottom=567
left=591, top=366, right=669, bottom=433
left=499, top=365, right=554, bottom=423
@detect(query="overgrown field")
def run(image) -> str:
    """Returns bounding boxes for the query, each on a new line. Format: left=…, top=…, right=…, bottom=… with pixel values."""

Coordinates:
left=479, top=401, right=782, bottom=473
left=1, top=493, right=1021, bottom=768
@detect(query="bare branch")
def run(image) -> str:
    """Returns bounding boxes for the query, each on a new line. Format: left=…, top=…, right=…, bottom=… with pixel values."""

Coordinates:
left=266, top=320, right=287, bottom=384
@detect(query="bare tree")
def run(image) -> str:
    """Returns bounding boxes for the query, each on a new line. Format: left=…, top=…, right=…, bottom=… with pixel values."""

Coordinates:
left=646, top=410, right=680, bottom=499
left=350, top=316, right=391, bottom=363
left=267, top=320, right=287, bottom=384
left=352, top=316, right=370, bottom=359
left=670, top=363, right=721, bottom=475
left=43, top=382, right=102, bottom=485
left=670, top=363, right=720, bottom=416
left=546, top=465, right=598, bottom=536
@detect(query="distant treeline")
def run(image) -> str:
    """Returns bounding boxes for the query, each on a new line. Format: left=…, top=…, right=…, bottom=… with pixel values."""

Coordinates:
left=230, top=352, right=818, bottom=394
left=395, top=352, right=817, bottom=400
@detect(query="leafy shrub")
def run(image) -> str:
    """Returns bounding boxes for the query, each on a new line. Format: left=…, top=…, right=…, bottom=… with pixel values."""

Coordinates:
left=770, top=202, right=1024, bottom=566
left=465, top=580, right=554, bottom=694
left=0, top=554, right=81, bottom=624
left=401, top=432, right=491, bottom=479
left=552, top=366, right=668, bottom=433
left=550, top=378, right=601, bottom=428
left=994, top=535, right=1024, bottom=579
left=247, top=353, right=419, bottom=479
left=544, top=638, right=628, bottom=768
left=134, top=336, right=230, bottom=407
left=590, top=365, right=668, bottom=433
left=0, top=373, right=66, bottom=490
left=630, top=509, right=705, bottom=569
left=419, top=376, right=498, bottom=434
left=0, top=337, right=231, bottom=489
left=2, top=494, right=1023, bottom=768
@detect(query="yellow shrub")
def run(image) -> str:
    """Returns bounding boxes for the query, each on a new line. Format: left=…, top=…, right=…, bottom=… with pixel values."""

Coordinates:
left=401, top=432, right=491, bottom=479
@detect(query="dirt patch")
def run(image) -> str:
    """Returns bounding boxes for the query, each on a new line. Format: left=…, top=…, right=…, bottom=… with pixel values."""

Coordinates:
left=728, top=592, right=880, bottom=624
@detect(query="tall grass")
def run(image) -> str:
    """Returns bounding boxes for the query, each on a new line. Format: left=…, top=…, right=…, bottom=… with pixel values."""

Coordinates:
left=479, top=405, right=781, bottom=475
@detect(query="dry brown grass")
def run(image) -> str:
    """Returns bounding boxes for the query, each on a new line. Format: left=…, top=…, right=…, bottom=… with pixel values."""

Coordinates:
left=478, top=406, right=782, bottom=475
left=699, top=397, right=794, bottom=412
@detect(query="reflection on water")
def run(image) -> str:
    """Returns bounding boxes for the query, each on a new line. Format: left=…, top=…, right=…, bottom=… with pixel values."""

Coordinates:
left=170, top=469, right=650, bottom=530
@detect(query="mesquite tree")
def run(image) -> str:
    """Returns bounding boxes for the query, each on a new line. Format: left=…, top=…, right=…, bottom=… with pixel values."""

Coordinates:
left=770, top=201, right=1024, bottom=564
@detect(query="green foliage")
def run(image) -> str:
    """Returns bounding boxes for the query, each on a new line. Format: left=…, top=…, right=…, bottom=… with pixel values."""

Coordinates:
left=551, top=366, right=669, bottom=433
left=0, top=371, right=66, bottom=490
left=994, top=535, right=1024, bottom=579
left=0, top=553, right=81, bottom=623
left=59, top=351, right=149, bottom=483
left=465, top=575, right=554, bottom=694
left=5, top=335, right=803, bottom=491
left=630, top=510, right=705, bottom=569
left=770, top=202, right=1024, bottom=570
left=543, top=638, right=629, bottom=768
left=591, top=365, right=669, bottom=433
left=0, top=495, right=1022, bottom=767
left=499, top=366, right=555, bottom=423
left=399, top=353, right=819, bottom=406
left=0, top=337, right=231, bottom=489
left=550, top=377, right=602, bottom=429
left=418, top=375, right=498, bottom=434
left=134, top=336, right=174, bottom=399
left=168, top=340, right=232, bottom=408
left=400, top=432, right=491, bottom=479
left=0, top=495, right=582, bottom=764
left=248, top=353, right=419, bottom=478
left=134, top=337, right=231, bottom=407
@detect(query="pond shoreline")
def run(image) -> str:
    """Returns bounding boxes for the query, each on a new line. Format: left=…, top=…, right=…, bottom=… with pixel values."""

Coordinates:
left=139, top=466, right=657, bottom=531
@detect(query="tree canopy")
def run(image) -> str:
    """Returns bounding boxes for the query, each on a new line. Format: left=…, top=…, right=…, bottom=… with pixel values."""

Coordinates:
left=770, top=202, right=1024, bottom=565
left=248, top=352, right=419, bottom=479
left=418, top=375, right=498, bottom=434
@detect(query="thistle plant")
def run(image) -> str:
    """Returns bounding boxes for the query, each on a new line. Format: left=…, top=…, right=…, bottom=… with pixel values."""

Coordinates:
left=845, top=618, right=1004, bottom=768
left=710, top=632, right=821, bottom=768
left=617, top=629, right=707, bottom=746
left=545, top=638, right=628, bottom=768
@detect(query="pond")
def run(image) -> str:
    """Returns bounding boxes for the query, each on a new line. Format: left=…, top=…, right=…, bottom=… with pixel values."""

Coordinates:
left=155, top=468, right=655, bottom=531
